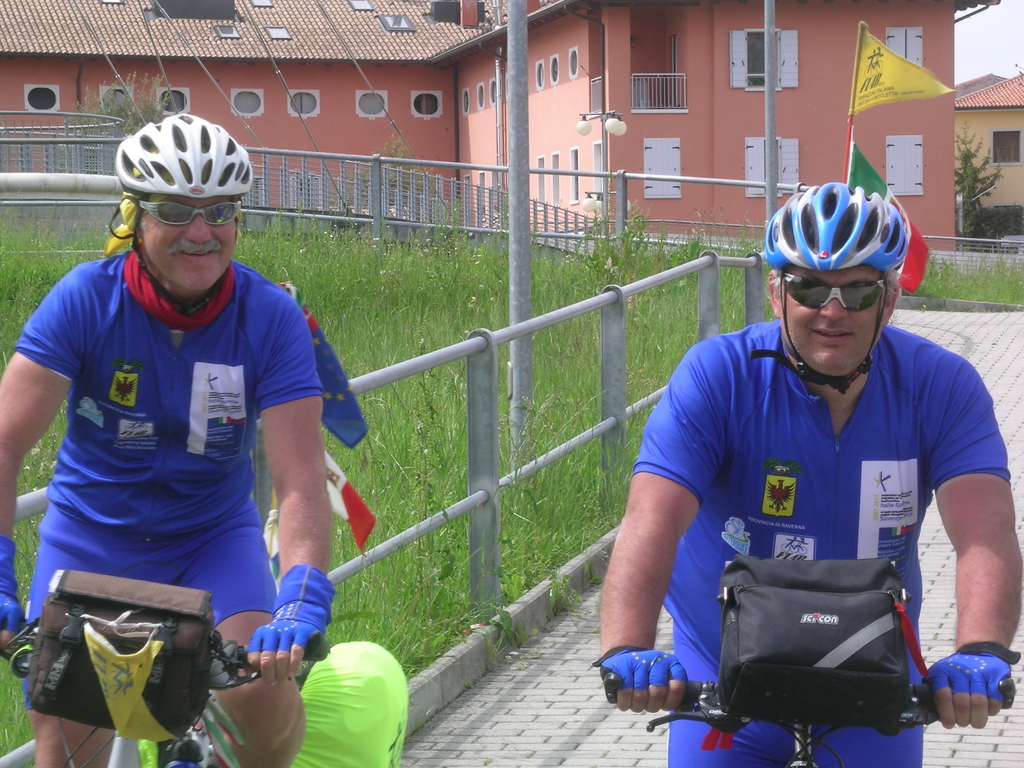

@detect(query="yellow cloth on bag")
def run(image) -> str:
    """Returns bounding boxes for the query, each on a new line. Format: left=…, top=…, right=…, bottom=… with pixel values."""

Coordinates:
left=83, top=623, right=175, bottom=741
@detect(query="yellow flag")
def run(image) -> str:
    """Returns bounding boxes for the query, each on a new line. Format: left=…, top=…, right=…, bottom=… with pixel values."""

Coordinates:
left=849, top=22, right=952, bottom=115
left=84, top=623, right=175, bottom=742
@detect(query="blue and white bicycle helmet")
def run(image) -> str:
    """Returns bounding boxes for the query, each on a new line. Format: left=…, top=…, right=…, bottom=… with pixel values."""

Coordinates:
left=765, top=183, right=907, bottom=272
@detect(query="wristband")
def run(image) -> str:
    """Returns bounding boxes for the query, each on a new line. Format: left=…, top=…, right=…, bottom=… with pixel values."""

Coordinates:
left=956, top=642, right=1021, bottom=665
left=593, top=645, right=650, bottom=668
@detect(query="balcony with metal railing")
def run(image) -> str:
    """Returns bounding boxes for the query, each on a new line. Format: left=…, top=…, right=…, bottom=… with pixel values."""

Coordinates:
left=631, top=73, right=687, bottom=112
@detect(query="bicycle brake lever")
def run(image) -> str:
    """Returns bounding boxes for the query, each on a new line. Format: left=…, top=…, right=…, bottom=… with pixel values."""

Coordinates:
left=602, top=671, right=623, bottom=704
left=303, top=631, right=330, bottom=664
left=999, top=677, right=1016, bottom=708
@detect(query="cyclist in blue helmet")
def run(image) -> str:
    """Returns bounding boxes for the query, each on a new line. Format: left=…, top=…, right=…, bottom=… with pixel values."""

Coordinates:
left=760, top=182, right=909, bottom=394
left=597, top=183, right=1020, bottom=767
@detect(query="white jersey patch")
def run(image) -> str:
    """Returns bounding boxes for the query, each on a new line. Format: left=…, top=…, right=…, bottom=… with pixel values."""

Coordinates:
left=857, top=459, right=918, bottom=560
left=187, top=362, right=247, bottom=458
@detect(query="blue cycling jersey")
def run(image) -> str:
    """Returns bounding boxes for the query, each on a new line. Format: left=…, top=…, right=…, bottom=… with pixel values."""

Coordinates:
left=16, top=253, right=321, bottom=539
left=636, top=320, right=1009, bottom=670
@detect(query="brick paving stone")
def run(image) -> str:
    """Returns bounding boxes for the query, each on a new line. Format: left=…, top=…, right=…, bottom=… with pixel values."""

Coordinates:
left=403, top=311, right=1024, bottom=768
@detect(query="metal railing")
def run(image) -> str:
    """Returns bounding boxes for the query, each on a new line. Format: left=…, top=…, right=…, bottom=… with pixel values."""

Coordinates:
left=0, top=114, right=122, bottom=176
left=631, top=73, right=687, bottom=111
left=10, top=249, right=762, bottom=597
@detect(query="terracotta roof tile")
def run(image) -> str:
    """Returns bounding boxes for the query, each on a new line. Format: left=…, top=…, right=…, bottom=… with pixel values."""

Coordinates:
left=956, top=74, right=1024, bottom=109
left=0, top=0, right=492, bottom=63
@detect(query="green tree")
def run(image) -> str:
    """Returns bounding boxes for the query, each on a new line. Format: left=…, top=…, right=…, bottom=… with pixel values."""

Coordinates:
left=955, top=124, right=1002, bottom=238
left=78, top=73, right=167, bottom=135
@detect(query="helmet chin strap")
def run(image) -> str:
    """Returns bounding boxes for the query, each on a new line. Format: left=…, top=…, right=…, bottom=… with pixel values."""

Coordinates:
left=750, top=280, right=889, bottom=396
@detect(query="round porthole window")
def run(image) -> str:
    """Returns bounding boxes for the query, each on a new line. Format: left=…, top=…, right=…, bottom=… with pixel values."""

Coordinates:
left=27, top=87, right=57, bottom=111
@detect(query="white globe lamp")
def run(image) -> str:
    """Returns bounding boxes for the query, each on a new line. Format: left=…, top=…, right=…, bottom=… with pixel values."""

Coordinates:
left=605, top=117, right=627, bottom=136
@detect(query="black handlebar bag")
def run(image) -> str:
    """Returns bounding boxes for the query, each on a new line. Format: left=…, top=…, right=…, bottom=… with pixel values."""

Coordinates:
left=27, top=570, right=214, bottom=738
left=717, top=555, right=913, bottom=732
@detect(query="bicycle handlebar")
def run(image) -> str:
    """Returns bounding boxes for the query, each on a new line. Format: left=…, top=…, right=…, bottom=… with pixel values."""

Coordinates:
left=3, top=623, right=331, bottom=689
left=208, top=629, right=331, bottom=689
left=600, top=673, right=1017, bottom=734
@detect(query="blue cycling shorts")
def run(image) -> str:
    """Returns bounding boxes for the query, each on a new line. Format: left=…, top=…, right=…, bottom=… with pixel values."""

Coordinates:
left=668, top=624, right=924, bottom=768
left=27, top=506, right=277, bottom=626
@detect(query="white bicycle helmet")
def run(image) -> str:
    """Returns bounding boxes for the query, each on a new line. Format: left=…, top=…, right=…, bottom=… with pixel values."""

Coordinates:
left=765, top=183, right=907, bottom=272
left=116, top=114, right=252, bottom=198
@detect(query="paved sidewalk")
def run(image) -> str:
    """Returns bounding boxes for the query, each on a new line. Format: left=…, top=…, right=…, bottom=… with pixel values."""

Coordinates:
left=403, top=310, right=1024, bottom=768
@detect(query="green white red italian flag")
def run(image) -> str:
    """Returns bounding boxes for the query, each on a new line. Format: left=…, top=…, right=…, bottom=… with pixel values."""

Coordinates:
left=846, top=142, right=928, bottom=293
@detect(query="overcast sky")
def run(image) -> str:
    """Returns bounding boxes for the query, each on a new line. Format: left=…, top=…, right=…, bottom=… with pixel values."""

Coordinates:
left=954, top=2, right=1024, bottom=84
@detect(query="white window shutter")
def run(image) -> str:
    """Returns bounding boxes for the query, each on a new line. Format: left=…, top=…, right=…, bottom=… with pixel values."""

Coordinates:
left=779, top=30, right=798, bottom=88
left=907, top=28, right=923, bottom=66
left=730, top=31, right=746, bottom=89
left=885, top=28, right=903, bottom=57
left=886, top=135, right=924, bottom=196
left=745, top=137, right=765, bottom=197
left=643, top=138, right=681, bottom=198
left=779, top=138, right=799, bottom=188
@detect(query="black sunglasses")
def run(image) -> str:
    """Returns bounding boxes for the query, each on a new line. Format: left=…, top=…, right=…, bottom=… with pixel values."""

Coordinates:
left=138, top=200, right=241, bottom=226
left=783, top=273, right=886, bottom=311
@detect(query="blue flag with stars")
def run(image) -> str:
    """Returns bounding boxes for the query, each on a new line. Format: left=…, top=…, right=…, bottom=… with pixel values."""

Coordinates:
left=282, top=284, right=367, bottom=448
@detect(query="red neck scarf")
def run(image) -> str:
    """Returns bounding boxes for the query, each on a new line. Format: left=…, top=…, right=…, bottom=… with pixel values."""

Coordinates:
left=123, top=251, right=235, bottom=332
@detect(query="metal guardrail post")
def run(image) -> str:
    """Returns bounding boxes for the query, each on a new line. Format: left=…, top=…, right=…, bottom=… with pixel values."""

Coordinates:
left=370, top=154, right=383, bottom=244
left=697, top=250, right=721, bottom=341
left=615, top=171, right=628, bottom=236
left=600, top=285, right=627, bottom=504
left=744, top=252, right=765, bottom=327
left=466, top=329, right=502, bottom=611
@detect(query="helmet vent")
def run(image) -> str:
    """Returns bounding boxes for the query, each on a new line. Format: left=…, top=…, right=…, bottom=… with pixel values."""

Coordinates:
left=857, top=207, right=880, bottom=251
left=172, top=125, right=187, bottom=153
left=137, top=158, right=153, bottom=178
left=151, top=161, right=175, bottom=186
left=201, top=126, right=211, bottom=154
left=822, top=186, right=839, bottom=218
left=884, top=218, right=900, bottom=251
left=121, top=155, right=141, bottom=180
left=201, top=159, right=213, bottom=185
left=780, top=208, right=796, bottom=250
left=226, top=138, right=238, bottom=157
left=239, top=165, right=251, bottom=185
left=140, top=135, right=160, bottom=155
left=833, top=207, right=857, bottom=253
left=800, top=204, right=818, bottom=253
left=218, top=163, right=236, bottom=188
left=179, top=159, right=193, bottom=185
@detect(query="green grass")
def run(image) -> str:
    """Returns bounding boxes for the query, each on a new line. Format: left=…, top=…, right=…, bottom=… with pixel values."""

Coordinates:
left=914, top=257, right=1024, bottom=305
left=0, top=218, right=1020, bottom=756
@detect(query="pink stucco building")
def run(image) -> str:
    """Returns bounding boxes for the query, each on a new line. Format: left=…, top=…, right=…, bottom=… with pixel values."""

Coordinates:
left=0, top=0, right=996, bottom=235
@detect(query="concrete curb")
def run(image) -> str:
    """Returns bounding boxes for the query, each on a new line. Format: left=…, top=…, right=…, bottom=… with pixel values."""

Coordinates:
left=896, top=295, right=1024, bottom=312
left=405, top=527, right=618, bottom=735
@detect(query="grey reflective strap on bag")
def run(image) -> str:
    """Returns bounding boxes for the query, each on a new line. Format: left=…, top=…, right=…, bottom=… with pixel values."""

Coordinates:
left=814, top=613, right=896, bottom=669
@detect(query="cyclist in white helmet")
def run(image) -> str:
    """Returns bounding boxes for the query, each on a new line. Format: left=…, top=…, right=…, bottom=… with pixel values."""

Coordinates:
left=0, top=115, right=334, bottom=768
left=598, top=183, right=1020, bottom=767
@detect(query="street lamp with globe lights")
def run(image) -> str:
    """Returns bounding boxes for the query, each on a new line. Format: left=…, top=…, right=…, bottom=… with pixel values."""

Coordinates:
left=576, top=111, right=626, bottom=217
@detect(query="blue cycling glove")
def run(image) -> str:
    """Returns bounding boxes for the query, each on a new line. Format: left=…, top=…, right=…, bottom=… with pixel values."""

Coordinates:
left=249, top=565, right=334, bottom=654
left=927, top=642, right=1020, bottom=703
left=0, top=534, right=25, bottom=634
left=596, top=646, right=687, bottom=693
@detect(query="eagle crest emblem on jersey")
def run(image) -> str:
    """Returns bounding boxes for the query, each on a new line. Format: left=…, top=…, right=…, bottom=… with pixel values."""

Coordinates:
left=761, top=458, right=802, bottom=517
left=109, top=358, right=144, bottom=407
